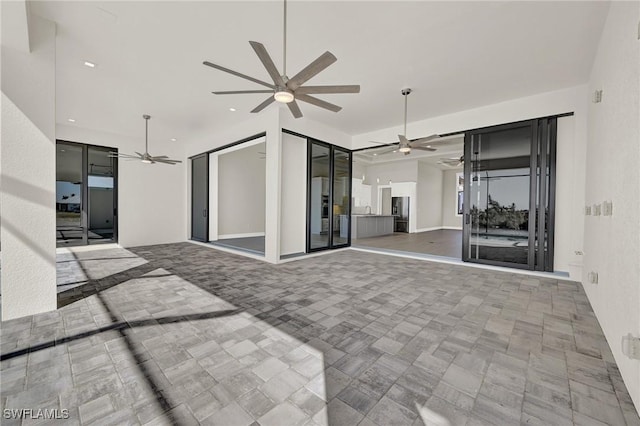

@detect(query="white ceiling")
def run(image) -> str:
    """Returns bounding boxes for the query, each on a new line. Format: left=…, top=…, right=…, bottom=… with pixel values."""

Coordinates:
left=30, top=1, right=609, bottom=145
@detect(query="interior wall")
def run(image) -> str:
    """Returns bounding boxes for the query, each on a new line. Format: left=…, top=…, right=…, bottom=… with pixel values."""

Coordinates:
left=441, top=169, right=463, bottom=229
left=363, top=160, right=418, bottom=213
left=216, top=141, right=266, bottom=238
left=416, top=162, right=443, bottom=230
left=56, top=124, right=186, bottom=247
left=280, top=133, right=307, bottom=256
left=0, top=11, right=57, bottom=320
left=583, top=1, right=640, bottom=412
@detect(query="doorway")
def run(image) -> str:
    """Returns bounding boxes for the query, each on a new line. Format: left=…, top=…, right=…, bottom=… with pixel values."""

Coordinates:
left=463, top=118, right=556, bottom=271
left=56, top=141, right=118, bottom=247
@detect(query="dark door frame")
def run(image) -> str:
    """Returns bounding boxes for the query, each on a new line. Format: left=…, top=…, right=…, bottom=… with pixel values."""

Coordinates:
left=305, top=138, right=352, bottom=253
left=190, top=153, right=209, bottom=242
left=462, top=118, right=557, bottom=271
left=56, top=140, right=119, bottom=246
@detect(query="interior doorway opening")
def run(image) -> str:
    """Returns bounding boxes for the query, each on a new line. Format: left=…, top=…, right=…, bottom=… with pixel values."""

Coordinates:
left=351, top=134, right=465, bottom=260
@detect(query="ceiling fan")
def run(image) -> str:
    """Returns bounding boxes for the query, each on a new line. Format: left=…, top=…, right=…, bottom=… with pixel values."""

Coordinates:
left=203, top=0, right=360, bottom=119
left=438, top=156, right=465, bottom=167
left=371, top=88, right=440, bottom=156
left=109, top=115, right=182, bottom=165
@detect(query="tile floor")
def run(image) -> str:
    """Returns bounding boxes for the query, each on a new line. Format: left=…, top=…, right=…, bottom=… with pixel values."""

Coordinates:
left=1, top=243, right=638, bottom=425
left=354, top=230, right=462, bottom=259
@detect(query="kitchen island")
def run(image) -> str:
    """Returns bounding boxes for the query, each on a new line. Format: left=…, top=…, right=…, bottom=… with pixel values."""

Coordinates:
left=348, top=215, right=395, bottom=239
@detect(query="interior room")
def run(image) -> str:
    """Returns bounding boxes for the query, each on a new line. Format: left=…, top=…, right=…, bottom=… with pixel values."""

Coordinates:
left=352, top=133, right=465, bottom=259
left=208, top=138, right=267, bottom=256
left=2, top=1, right=639, bottom=425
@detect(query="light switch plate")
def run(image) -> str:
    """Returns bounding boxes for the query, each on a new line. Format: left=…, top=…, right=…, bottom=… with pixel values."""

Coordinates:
left=585, top=206, right=591, bottom=216
left=603, top=201, right=613, bottom=216
left=593, top=90, right=603, bottom=103
left=593, top=204, right=601, bottom=216
left=622, top=334, right=640, bottom=360
left=588, top=271, right=598, bottom=284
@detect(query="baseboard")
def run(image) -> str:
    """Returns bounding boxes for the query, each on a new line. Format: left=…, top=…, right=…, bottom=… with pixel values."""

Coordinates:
left=217, top=232, right=265, bottom=240
left=414, top=226, right=462, bottom=233
left=415, top=227, right=442, bottom=233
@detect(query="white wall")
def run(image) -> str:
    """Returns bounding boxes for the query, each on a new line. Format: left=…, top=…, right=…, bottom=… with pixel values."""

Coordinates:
left=56, top=124, right=186, bottom=248
left=583, top=1, right=640, bottom=411
left=417, top=162, right=443, bottom=231
left=441, top=169, right=463, bottom=229
left=354, top=86, right=589, bottom=276
left=363, top=160, right=419, bottom=213
left=280, top=133, right=307, bottom=256
left=1, top=11, right=57, bottom=320
left=216, top=141, right=266, bottom=238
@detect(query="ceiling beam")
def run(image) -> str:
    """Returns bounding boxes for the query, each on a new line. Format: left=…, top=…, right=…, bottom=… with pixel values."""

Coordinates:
left=1, top=0, right=31, bottom=52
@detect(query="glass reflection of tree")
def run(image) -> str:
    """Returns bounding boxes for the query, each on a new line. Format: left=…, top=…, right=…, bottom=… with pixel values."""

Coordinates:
left=471, top=195, right=528, bottom=232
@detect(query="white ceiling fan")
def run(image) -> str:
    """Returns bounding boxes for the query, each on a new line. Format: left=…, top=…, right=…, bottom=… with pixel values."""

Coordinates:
left=109, top=115, right=182, bottom=165
left=203, top=0, right=360, bottom=119
left=438, top=156, right=465, bottom=167
left=371, top=88, right=440, bottom=155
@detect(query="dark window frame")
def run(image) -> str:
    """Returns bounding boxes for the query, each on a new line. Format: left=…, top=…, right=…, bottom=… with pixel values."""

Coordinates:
left=56, top=139, right=118, bottom=247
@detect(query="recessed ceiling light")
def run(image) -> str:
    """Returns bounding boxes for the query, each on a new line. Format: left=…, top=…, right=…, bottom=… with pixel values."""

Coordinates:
left=170, top=138, right=177, bottom=142
left=67, top=118, right=76, bottom=122
left=84, top=61, right=96, bottom=68
left=229, top=107, right=236, bottom=112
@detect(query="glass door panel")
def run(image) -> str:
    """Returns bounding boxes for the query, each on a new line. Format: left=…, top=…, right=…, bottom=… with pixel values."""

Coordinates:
left=56, top=142, right=84, bottom=246
left=191, top=155, right=209, bottom=242
left=332, top=148, right=351, bottom=246
left=88, top=146, right=116, bottom=244
left=465, top=124, right=533, bottom=267
left=309, top=143, right=331, bottom=250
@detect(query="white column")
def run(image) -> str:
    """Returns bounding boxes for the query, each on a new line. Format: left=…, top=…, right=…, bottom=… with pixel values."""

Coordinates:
left=263, top=108, right=282, bottom=263
left=1, top=9, right=57, bottom=320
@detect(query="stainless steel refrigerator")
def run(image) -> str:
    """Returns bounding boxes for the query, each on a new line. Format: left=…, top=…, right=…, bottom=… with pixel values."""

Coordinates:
left=392, top=196, right=409, bottom=233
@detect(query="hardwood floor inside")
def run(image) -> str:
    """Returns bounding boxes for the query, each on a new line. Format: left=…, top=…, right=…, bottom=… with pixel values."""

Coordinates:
left=353, top=229, right=462, bottom=258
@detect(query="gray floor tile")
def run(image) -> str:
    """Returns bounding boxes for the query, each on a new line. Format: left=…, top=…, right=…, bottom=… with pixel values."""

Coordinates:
left=0, top=243, right=637, bottom=426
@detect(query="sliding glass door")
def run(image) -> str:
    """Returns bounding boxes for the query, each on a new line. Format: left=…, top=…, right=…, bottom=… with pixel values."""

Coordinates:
left=463, top=118, right=556, bottom=271
left=307, top=139, right=352, bottom=252
left=191, top=154, right=209, bottom=242
left=56, top=141, right=118, bottom=247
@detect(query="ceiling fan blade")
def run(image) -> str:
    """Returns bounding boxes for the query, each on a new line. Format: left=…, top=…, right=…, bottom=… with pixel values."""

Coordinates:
left=249, top=41, right=286, bottom=87
left=287, top=51, right=337, bottom=90
left=295, top=85, right=360, bottom=95
left=412, top=146, right=437, bottom=152
left=398, top=135, right=410, bottom=144
left=135, top=152, right=145, bottom=157
left=296, top=94, right=341, bottom=112
left=368, top=141, right=398, bottom=147
left=251, top=96, right=276, bottom=113
left=287, top=100, right=303, bottom=119
left=149, top=155, right=169, bottom=159
left=109, top=153, right=140, bottom=159
left=212, top=90, right=274, bottom=95
left=412, top=134, right=440, bottom=145
left=203, top=61, right=275, bottom=89
left=154, top=159, right=182, bottom=164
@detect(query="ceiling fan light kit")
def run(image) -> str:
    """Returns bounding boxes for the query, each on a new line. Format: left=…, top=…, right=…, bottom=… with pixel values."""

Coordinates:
left=274, top=89, right=294, bottom=103
left=203, top=0, right=360, bottom=118
left=109, top=115, right=182, bottom=165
